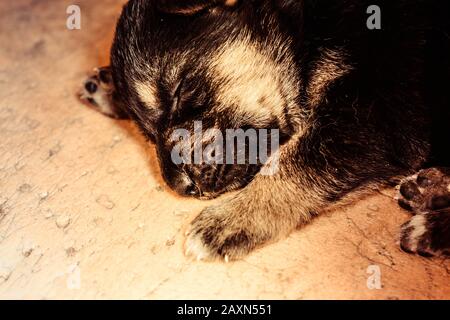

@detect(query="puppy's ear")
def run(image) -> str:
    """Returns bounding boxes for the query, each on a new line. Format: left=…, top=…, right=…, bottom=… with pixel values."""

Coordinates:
left=157, top=0, right=239, bottom=15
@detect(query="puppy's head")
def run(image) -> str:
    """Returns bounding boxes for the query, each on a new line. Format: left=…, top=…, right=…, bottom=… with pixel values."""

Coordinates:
left=110, top=0, right=302, bottom=198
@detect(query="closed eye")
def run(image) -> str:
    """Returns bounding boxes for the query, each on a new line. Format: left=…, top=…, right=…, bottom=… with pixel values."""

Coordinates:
left=170, top=78, right=206, bottom=121
left=171, top=78, right=184, bottom=113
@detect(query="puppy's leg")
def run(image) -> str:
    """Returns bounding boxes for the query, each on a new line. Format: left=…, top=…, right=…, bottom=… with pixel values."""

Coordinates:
left=185, top=134, right=334, bottom=261
left=79, top=66, right=129, bottom=119
left=397, top=167, right=450, bottom=256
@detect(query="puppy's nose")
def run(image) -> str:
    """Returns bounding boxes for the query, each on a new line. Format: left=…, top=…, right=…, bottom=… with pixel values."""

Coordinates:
left=184, top=183, right=199, bottom=196
left=173, top=174, right=199, bottom=197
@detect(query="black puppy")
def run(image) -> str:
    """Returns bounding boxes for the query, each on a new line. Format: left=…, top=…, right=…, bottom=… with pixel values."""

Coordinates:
left=80, top=0, right=450, bottom=260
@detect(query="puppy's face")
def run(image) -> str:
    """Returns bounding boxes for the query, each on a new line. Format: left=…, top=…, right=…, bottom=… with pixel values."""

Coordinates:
left=110, top=0, right=301, bottom=198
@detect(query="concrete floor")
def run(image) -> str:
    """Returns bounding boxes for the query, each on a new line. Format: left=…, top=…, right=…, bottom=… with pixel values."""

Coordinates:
left=0, top=0, right=448, bottom=300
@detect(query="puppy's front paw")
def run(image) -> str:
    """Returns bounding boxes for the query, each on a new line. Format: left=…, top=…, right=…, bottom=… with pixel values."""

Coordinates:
left=400, top=212, right=450, bottom=257
left=79, top=67, right=128, bottom=119
left=184, top=204, right=265, bottom=262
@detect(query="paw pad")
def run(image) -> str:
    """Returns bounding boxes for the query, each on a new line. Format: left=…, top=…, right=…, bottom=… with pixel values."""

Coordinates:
left=397, top=168, right=450, bottom=213
left=84, top=81, right=98, bottom=94
left=78, top=66, right=120, bottom=118
left=397, top=167, right=450, bottom=257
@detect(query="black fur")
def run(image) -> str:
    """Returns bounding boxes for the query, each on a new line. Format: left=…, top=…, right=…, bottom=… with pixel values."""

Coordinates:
left=84, top=0, right=450, bottom=259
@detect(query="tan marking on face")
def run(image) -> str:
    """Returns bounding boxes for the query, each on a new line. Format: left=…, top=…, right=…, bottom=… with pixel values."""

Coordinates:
left=171, top=5, right=208, bottom=15
left=225, top=0, right=238, bottom=6
left=210, top=37, right=299, bottom=127
left=135, top=81, right=158, bottom=109
left=307, top=48, right=352, bottom=107
left=166, top=0, right=237, bottom=15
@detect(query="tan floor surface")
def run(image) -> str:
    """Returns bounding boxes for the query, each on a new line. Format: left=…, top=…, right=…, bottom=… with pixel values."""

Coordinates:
left=0, top=0, right=448, bottom=299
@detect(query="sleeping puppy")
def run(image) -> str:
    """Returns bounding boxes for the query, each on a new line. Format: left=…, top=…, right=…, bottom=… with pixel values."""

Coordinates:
left=79, top=0, right=450, bottom=259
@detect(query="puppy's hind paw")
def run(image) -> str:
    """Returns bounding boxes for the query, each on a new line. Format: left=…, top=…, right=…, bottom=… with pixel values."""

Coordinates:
left=78, top=66, right=128, bottom=119
left=397, top=168, right=450, bottom=257
left=396, top=167, right=450, bottom=213
left=400, top=211, right=450, bottom=257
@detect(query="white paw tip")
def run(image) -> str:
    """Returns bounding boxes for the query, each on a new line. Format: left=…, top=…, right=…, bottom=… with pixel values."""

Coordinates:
left=185, top=233, right=211, bottom=261
left=403, top=214, right=427, bottom=252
